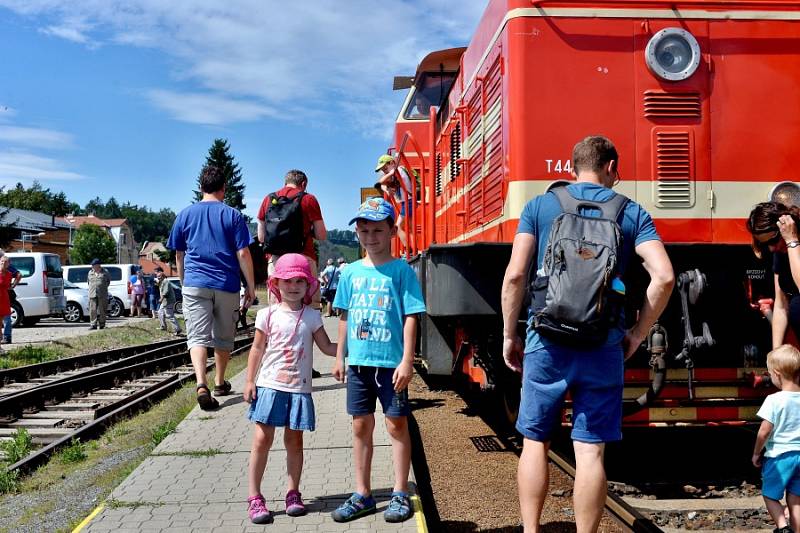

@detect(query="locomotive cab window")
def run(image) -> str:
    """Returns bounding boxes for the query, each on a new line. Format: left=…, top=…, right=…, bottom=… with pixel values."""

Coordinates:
left=402, top=72, right=456, bottom=120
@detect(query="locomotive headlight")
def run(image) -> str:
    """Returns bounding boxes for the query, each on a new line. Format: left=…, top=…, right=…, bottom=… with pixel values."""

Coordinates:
left=645, top=28, right=701, bottom=81
left=770, top=181, right=800, bottom=207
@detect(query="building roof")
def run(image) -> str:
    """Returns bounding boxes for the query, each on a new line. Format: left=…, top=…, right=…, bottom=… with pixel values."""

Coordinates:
left=140, top=241, right=167, bottom=256
left=138, top=257, right=175, bottom=275
left=0, top=207, right=73, bottom=231
left=59, top=215, right=129, bottom=228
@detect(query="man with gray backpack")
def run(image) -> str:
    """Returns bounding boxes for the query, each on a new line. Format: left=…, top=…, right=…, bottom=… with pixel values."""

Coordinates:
left=501, top=136, right=674, bottom=532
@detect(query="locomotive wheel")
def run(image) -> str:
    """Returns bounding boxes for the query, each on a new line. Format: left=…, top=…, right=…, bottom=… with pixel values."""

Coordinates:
left=497, top=366, right=521, bottom=430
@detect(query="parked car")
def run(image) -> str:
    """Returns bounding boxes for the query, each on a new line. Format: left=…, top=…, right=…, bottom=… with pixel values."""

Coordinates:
left=63, top=263, right=139, bottom=317
left=166, top=277, right=183, bottom=314
left=7, top=252, right=66, bottom=327
left=62, top=281, right=119, bottom=323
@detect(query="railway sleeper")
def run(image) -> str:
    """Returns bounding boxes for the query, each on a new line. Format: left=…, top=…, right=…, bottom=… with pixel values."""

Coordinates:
left=0, top=427, right=73, bottom=444
left=8, top=418, right=66, bottom=428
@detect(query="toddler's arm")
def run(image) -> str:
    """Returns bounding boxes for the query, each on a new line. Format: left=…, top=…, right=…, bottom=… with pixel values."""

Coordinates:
left=244, top=328, right=268, bottom=403
left=333, top=312, right=348, bottom=383
left=313, top=326, right=337, bottom=357
left=752, top=418, right=774, bottom=467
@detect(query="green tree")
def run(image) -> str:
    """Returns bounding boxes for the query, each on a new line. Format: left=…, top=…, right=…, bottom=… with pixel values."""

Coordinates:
left=71, top=224, right=116, bottom=264
left=0, top=181, right=78, bottom=216
left=194, top=138, right=248, bottom=220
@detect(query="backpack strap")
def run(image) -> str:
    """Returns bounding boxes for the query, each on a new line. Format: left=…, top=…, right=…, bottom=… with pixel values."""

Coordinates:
left=550, top=185, right=629, bottom=223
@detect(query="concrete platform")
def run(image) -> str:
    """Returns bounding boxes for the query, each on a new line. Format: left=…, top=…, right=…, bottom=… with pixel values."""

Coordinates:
left=77, top=316, right=426, bottom=532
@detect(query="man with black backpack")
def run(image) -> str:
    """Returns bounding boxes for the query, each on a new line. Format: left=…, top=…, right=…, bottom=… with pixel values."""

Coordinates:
left=501, top=136, right=674, bottom=533
left=257, top=169, right=327, bottom=308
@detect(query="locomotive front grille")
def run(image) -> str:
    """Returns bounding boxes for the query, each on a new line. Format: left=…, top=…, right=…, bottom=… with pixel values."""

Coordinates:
left=644, top=91, right=701, bottom=118
left=654, top=130, right=695, bottom=208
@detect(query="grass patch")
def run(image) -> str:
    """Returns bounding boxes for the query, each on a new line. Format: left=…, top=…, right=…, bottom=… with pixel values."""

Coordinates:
left=151, top=419, right=179, bottom=446
left=153, top=448, right=223, bottom=458
left=0, top=318, right=188, bottom=369
left=0, top=428, right=33, bottom=464
left=107, top=498, right=164, bottom=509
left=0, top=468, right=19, bottom=494
left=58, top=439, right=87, bottom=464
left=0, top=345, right=62, bottom=369
left=0, top=351, right=251, bottom=531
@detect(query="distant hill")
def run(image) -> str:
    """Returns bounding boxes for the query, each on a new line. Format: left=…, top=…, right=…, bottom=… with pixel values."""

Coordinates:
left=319, top=239, right=360, bottom=265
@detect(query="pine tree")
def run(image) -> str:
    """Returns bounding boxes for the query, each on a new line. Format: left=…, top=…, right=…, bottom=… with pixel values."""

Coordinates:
left=194, top=139, right=248, bottom=220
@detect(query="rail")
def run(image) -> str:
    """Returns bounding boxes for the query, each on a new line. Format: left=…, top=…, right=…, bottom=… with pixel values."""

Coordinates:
left=4, top=339, right=253, bottom=474
left=548, top=448, right=663, bottom=532
left=387, top=130, right=428, bottom=258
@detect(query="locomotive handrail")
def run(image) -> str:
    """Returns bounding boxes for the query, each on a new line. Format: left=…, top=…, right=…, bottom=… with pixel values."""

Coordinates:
left=531, top=0, right=800, bottom=7
left=388, top=130, right=427, bottom=258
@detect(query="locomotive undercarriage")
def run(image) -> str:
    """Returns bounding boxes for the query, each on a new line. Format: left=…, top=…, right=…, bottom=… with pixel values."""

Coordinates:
left=414, top=243, right=775, bottom=427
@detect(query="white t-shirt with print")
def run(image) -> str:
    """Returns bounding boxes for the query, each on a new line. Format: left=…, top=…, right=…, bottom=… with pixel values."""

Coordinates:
left=254, top=304, right=323, bottom=394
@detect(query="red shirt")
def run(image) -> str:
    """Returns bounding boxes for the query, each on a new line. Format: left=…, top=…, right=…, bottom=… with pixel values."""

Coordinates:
left=257, top=186, right=323, bottom=261
left=0, top=271, right=12, bottom=317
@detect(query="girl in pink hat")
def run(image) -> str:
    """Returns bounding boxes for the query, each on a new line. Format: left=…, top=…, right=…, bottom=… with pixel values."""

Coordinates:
left=243, top=253, right=337, bottom=524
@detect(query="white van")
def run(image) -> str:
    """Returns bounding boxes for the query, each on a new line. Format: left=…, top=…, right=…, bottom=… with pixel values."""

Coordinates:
left=7, top=252, right=66, bottom=326
left=62, top=263, right=139, bottom=317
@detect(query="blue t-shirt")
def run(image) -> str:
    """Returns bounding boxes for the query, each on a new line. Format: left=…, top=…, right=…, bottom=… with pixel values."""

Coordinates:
left=321, top=265, right=341, bottom=290
left=517, top=183, right=660, bottom=353
left=167, top=201, right=252, bottom=293
left=333, top=258, right=426, bottom=368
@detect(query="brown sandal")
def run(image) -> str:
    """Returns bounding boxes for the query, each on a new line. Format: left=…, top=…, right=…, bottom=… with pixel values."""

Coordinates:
left=213, top=380, right=232, bottom=397
left=196, top=384, right=219, bottom=410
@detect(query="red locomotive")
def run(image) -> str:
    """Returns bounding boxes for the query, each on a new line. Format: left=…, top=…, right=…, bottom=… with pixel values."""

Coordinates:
left=382, top=0, right=800, bottom=427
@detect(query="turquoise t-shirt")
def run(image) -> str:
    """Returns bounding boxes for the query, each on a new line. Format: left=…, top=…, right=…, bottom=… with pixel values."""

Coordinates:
left=333, top=258, right=426, bottom=368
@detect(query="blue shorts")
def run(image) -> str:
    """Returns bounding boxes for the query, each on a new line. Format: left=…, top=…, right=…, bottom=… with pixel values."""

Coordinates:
left=516, top=344, right=624, bottom=443
left=399, top=200, right=413, bottom=218
left=346, top=365, right=410, bottom=417
left=247, top=387, right=315, bottom=431
left=762, top=451, right=800, bottom=500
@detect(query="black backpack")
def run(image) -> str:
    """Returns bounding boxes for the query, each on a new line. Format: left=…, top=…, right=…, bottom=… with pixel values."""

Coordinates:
left=262, top=191, right=307, bottom=256
left=530, top=186, right=628, bottom=347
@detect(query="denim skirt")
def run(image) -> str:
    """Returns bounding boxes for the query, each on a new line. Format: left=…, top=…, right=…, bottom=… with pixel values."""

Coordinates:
left=247, top=387, right=315, bottom=431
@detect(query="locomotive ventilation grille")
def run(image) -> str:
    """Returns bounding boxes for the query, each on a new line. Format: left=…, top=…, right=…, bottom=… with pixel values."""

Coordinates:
left=450, top=122, right=462, bottom=181
left=644, top=91, right=701, bottom=118
left=655, top=130, right=693, bottom=208
left=435, top=153, right=442, bottom=196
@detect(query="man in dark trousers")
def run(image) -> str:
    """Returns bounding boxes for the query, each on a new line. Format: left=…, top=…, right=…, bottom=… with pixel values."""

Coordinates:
left=87, top=258, right=110, bottom=330
left=168, top=164, right=255, bottom=410
left=501, top=136, right=675, bottom=532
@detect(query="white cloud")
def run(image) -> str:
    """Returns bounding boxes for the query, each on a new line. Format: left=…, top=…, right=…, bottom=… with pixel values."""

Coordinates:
left=41, top=24, right=90, bottom=44
left=0, top=151, right=87, bottom=181
left=0, top=126, right=74, bottom=149
left=145, top=89, right=277, bottom=125
left=0, top=0, right=486, bottom=136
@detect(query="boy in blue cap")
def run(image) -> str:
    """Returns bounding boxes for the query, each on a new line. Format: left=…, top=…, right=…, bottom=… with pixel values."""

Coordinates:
left=331, top=197, right=426, bottom=523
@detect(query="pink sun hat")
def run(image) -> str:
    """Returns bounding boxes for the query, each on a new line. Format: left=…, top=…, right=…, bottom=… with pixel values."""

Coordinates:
left=268, top=253, right=320, bottom=304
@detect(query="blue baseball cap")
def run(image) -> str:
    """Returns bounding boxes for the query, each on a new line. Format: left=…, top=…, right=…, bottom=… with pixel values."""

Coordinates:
left=348, top=197, right=396, bottom=225
left=91, top=258, right=101, bottom=265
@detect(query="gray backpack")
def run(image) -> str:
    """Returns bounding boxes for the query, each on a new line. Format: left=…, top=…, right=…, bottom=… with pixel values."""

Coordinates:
left=530, top=186, right=628, bottom=346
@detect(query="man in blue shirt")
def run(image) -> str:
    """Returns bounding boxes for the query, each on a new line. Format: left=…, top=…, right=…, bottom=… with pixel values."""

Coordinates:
left=501, top=136, right=674, bottom=532
left=168, top=164, right=255, bottom=410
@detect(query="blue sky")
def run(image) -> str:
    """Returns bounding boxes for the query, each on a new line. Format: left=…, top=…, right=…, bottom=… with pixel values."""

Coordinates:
left=0, top=1, right=485, bottom=230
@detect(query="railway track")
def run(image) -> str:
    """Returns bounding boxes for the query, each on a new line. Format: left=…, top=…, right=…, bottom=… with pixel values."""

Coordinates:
left=0, top=335, right=253, bottom=474
left=547, top=447, right=663, bottom=532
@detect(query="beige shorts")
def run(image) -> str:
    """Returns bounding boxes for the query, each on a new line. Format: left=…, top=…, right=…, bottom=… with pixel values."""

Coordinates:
left=268, top=254, right=320, bottom=308
left=182, top=286, right=239, bottom=352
